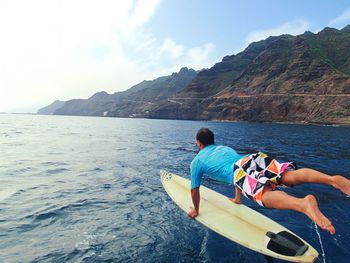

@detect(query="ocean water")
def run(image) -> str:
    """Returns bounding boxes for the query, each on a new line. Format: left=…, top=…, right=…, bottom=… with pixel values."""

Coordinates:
left=1, top=114, right=350, bottom=263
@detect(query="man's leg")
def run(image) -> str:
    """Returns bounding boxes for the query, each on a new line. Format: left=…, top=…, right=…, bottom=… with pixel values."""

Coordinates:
left=281, top=168, right=350, bottom=196
left=261, top=187, right=336, bottom=234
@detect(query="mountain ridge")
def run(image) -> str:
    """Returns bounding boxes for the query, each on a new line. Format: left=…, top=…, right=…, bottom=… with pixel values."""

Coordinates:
left=38, top=25, right=350, bottom=124
left=50, top=67, right=197, bottom=118
left=149, top=26, right=350, bottom=124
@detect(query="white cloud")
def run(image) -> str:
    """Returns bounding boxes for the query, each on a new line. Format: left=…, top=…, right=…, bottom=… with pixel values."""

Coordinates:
left=128, top=0, right=161, bottom=31
left=328, top=9, right=350, bottom=28
left=0, top=0, right=215, bottom=112
left=239, top=19, right=311, bottom=53
left=185, top=43, right=216, bottom=70
left=159, top=38, right=185, bottom=60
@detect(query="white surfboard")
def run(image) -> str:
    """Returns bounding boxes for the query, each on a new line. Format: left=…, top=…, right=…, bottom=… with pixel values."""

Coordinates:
left=160, top=170, right=318, bottom=263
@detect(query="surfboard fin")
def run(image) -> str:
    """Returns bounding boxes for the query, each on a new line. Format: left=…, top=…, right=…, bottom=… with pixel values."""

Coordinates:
left=266, top=231, right=309, bottom=256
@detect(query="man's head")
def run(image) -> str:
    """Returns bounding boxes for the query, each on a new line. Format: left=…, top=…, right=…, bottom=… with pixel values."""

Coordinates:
left=196, top=128, right=214, bottom=150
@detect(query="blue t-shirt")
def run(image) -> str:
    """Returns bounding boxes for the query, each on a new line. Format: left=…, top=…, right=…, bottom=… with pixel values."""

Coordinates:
left=190, top=145, right=243, bottom=189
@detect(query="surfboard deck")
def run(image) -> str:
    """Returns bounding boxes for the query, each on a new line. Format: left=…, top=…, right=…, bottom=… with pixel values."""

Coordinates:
left=160, top=170, right=318, bottom=263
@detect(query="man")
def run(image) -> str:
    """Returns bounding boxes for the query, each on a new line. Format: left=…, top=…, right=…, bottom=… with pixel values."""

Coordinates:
left=188, top=128, right=350, bottom=235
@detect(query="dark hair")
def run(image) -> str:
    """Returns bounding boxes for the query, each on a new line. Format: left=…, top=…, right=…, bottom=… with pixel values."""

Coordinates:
left=196, top=128, right=214, bottom=146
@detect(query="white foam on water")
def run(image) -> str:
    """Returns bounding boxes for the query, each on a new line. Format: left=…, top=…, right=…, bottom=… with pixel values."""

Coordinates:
left=199, top=229, right=210, bottom=261
left=314, top=222, right=326, bottom=263
left=0, top=189, right=16, bottom=202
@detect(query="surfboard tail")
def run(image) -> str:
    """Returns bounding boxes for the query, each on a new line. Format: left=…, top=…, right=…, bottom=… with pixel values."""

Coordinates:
left=266, top=231, right=309, bottom=257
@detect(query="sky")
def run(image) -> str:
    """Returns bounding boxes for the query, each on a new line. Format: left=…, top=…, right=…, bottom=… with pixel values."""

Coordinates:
left=1, top=0, right=350, bottom=113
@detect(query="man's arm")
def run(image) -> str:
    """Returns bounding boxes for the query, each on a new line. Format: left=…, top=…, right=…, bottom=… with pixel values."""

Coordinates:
left=229, top=186, right=243, bottom=204
left=188, top=187, right=200, bottom=219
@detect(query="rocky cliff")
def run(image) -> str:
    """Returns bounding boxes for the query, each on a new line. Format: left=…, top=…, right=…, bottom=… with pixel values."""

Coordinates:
left=149, top=26, right=350, bottom=124
left=53, top=67, right=197, bottom=117
left=40, top=26, right=350, bottom=124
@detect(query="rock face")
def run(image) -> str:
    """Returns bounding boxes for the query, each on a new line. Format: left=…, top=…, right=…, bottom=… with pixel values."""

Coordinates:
left=41, top=26, right=350, bottom=124
left=54, top=67, right=197, bottom=117
left=149, top=26, right=350, bottom=124
left=37, top=100, right=65, bottom=115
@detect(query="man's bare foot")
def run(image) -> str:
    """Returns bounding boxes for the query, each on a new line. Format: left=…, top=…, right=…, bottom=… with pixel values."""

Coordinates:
left=333, top=175, right=350, bottom=196
left=303, top=195, right=335, bottom=235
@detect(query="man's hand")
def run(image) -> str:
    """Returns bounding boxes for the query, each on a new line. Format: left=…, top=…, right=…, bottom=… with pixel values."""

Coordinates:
left=229, top=187, right=243, bottom=204
left=188, top=207, right=198, bottom=219
left=228, top=198, right=242, bottom=204
left=189, top=188, right=200, bottom=219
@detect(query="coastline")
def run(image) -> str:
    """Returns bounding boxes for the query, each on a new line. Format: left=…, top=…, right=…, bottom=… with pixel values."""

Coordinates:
left=3, top=112, right=350, bottom=126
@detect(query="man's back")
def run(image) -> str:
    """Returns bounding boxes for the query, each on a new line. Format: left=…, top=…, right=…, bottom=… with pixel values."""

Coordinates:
left=190, top=145, right=243, bottom=189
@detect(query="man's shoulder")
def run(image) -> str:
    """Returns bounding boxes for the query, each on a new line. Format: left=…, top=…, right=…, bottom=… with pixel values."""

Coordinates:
left=191, top=154, right=201, bottom=165
left=195, top=145, right=235, bottom=159
left=190, top=154, right=204, bottom=173
left=213, top=145, right=234, bottom=152
left=216, top=145, right=230, bottom=149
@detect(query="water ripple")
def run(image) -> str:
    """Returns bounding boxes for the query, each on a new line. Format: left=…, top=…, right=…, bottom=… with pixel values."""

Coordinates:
left=1, top=115, right=349, bottom=263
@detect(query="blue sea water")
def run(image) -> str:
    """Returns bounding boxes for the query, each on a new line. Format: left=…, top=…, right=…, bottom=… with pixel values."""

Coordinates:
left=0, top=114, right=350, bottom=263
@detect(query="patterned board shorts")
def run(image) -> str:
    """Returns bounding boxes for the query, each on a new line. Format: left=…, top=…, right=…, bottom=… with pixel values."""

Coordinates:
left=233, top=152, right=297, bottom=207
